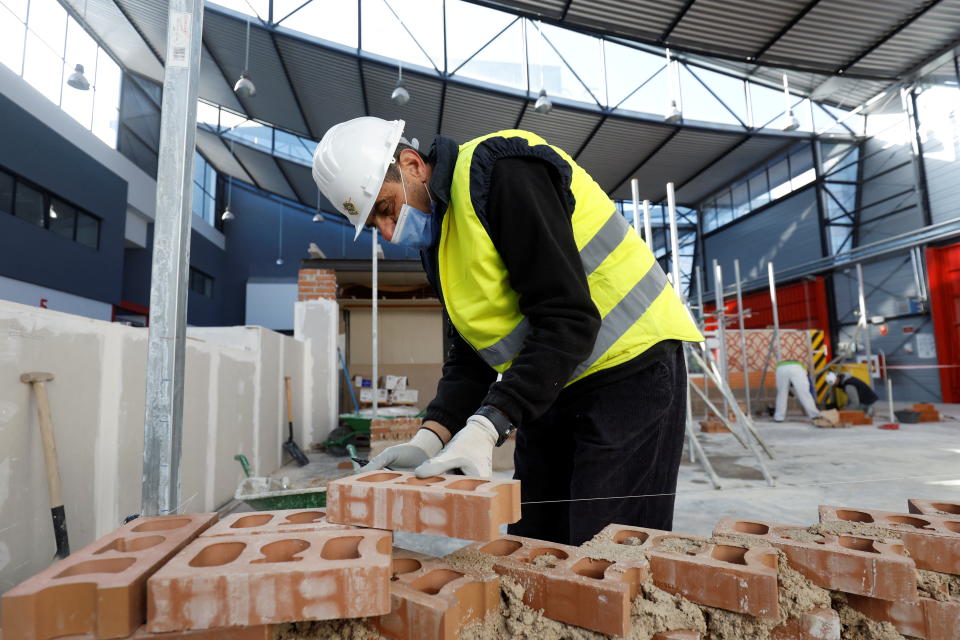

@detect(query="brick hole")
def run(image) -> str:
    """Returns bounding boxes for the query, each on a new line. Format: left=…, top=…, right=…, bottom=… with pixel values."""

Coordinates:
left=885, top=515, right=933, bottom=530
left=835, top=510, right=875, bottom=523
left=252, top=539, right=310, bottom=564
left=321, top=536, right=363, bottom=560
left=733, top=521, right=769, bottom=535
left=571, top=557, right=613, bottom=579
left=525, top=548, right=569, bottom=567
left=479, top=539, right=523, bottom=556
left=402, top=477, right=445, bottom=486
left=55, top=557, right=136, bottom=578
left=943, top=521, right=960, bottom=533
left=757, top=552, right=778, bottom=569
left=613, top=529, right=649, bottom=545
left=392, top=557, right=422, bottom=580
left=95, top=535, right=165, bottom=554
left=447, top=479, right=489, bottom=491
left=359, top=472, right=403, bottom=482
left=282, top=511, right=325, bottom=524
left=711, top=545, right=749, bottom=565
left=931, top=502, right=960, bottom=514
left=189, top=541, right=247, bottom=567
left=377, top=535, right=392, bottom=555
left=838, top=536, right=880, bottom=553
left=132, top=517, right=191, bottom=532
left=410, top=569, right=464, bottom=595
left=231, top=514, right=273, bottom=528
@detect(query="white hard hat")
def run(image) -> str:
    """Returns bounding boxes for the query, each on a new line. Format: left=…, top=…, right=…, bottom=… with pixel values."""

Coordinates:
left=312, top=117, right=405, bottom=239
left=825, top=371, right=837, bottom=385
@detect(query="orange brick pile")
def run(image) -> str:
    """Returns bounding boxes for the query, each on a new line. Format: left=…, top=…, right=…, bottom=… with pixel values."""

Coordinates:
left=3, top=488, right=959, bottom=639
left=912, top=403, right=942, bottom=422
left=369, top=417, right=422, bottom=443
left=837, top=410, right=872, bottom=426
left=297, top=268, right=338, bottom=301
left=699, top=417, right=731, bottom=433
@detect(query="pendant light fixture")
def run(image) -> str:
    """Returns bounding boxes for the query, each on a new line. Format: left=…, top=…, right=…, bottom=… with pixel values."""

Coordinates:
left=222, top=138, right=235, bottom=221
left=275, top=205, right=284, bottom=266
left=664, top=49, right=681, bottom=124
left=391, top=61, right=410, bottom=106
left=67, top=1, right=91, bottom=90
left=532, top=21, right=552, bottom=114
left=234, top=18, right=256, bottom=97
left=313, top=187, right=324, bottom=223
left=781, top=73, right=799, bottom=131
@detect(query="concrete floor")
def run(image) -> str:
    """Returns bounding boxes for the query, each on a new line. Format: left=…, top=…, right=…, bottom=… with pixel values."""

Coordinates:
left=254, top=404, right=960, bottom=556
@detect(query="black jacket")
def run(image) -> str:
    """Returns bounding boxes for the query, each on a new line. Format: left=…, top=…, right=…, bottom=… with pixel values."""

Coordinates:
left=419, top=136, right=676, bottom=434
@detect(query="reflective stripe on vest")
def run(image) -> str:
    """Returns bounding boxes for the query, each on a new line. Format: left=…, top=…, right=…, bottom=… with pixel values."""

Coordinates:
left=475, top=209, right=655, bottom=371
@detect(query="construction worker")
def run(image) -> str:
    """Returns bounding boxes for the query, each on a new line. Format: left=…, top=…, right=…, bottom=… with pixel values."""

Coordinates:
left=312, top=117, right=703, bottom=545
left=773, top=360, right=821, bottom=422
left=826, top=371, right=878, bottom=416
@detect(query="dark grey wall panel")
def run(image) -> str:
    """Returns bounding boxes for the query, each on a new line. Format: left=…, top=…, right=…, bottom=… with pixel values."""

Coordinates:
left=703, top=187, right=821, bottom=290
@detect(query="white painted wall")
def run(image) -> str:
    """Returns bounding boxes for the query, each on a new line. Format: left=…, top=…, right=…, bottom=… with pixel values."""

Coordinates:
left=0, top=300, right=329, bottom=601
left=294, top=299, right=340, bottom=443
left=0, top=274, right=112, bottom=321
left=245, top=280, right=298, bottom=331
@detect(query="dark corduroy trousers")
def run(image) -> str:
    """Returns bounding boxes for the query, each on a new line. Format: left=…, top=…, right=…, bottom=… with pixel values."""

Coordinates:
left=507, top=347, right=688, bottom=546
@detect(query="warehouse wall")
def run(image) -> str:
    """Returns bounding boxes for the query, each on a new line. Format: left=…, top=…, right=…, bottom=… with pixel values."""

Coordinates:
left=702, top=187, right=822, bottom=291
left=0, top=300, right=320, bottom=600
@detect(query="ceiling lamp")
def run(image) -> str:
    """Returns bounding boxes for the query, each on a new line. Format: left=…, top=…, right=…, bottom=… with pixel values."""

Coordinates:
left=781, top=73, right=799, bottom=131
left=222, top=146, right=235, bottom=221
left=234, top=19, right=256, bottom=97
left=312, top=213, right=323, bottom=223
left=664, top=49, right=681, bottom=123
left=533, top=88, right=553, bottom=114
left=391, top=62, right=410, bottom=106
left=67, top=64, right=90, bottom=91
left=313, top=187, right=324, bottom=223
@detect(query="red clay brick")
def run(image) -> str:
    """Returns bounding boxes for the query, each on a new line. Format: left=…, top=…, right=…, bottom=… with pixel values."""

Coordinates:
left=652, top=632, right=702, bottom=640
left=147, top=529, right=392, bottom=631
left=325, top=471, right=521, bottom=541
left=769, top=607, right=841, bottom=640
left=845, top=593, right=960, bottom=640
left=699, top=419, right=730, bottom=433
left=200, top=509, right=351, bottom=538
left=373, top=549, right=500, bottom=640
left=600, top=524, right=779, bottom=619
left=473, top=533, right=647, bottom=637
left=819, top=505, right=960, bottom=575
left=837, top=410, right=872, bottom=425
left=909, top=499, right=960, bottom=517
left=1, top=513, right=217, bottom=640
left=713, top=517, right=917, bottom=601
left=57, top=624, right=275, bottom=639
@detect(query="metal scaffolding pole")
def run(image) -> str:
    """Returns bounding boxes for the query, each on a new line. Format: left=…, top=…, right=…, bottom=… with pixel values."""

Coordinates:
left=630, top=178, right=641, bottom=238
left=666, top=183, right=721, bottom=489
left=734, top=259, right=752, bottom=418
left=372, top=230, right=379, bottom=419
left=141, top=0, right=205, bottom=517
left=643, top=199, right=653, bottom=250
left=714, top=260, right=729, bottom=419
left=767, top=262, right=782, bottom=365
left=695, top=265, right=708, bottom=419
left=856, top=263, right=873, bottom=381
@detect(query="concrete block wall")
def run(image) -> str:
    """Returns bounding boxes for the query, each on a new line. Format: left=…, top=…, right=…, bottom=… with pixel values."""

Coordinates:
left=0, top=300, right=321, bottom=601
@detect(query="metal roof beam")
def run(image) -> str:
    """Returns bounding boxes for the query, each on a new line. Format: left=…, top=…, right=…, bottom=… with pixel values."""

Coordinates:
left=658, top=0, right=698, bottom=43
left=609, top=128, right=680, bottom=195
left=270, top=32, right=318, bottom=139
left=752, top=0, right=823, bottom=60
left=838, top=0, right=945, bottom=74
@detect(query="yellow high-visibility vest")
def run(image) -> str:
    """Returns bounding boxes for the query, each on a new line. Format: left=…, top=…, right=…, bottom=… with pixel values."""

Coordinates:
left=439, top=130, right=703, bottom=385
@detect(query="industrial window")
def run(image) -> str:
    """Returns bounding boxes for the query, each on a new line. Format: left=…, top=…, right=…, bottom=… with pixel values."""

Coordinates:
left=192, top=151, right=217, bottom=226
left=189, top=268, right=214, bottom=298
left=2, top=167, right=101, bottom=249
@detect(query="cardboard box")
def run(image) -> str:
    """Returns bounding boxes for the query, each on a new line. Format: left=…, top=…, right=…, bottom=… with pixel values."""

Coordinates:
left=390, top=389, right=419, bottom=404
left=382, top=375, right=408, bottom=390
left=360, top=388, right=388, bottom=403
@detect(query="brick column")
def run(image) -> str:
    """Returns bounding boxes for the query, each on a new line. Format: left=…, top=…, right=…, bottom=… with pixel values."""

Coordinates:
left=298, top=268, right=338, bottom=301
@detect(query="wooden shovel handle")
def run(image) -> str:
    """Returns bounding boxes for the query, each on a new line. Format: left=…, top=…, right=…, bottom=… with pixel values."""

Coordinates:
left=284, top=376, right=293, bottom=423
left=33, top=382, right=63, bottom=509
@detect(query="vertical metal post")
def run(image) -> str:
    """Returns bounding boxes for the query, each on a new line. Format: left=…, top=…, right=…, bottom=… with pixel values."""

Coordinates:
left=643, top=199, right=653, bottom=250
left=856, top=262, right=872, bottom=379
left=767, top=262, right=782, bottom=364
left=142, top=0, right=205, bottom=517
left=666, top=182, right=681, bottom=291
left=734, top=259, right=752, bottom=418
left=630, top=178, right=641, bottom=236
left=696, top=264, right=708, bottom=419
left=714, top=260, right=729, bottom=419
left=372, top=229, right=379, bottom=418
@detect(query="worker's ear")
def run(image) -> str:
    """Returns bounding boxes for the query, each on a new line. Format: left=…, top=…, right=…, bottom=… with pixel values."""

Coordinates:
left=398, top=148, right=428, bottom=181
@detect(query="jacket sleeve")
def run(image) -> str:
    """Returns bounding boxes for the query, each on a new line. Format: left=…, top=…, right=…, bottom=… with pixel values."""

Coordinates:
left=422, top=313, right=498, bottom=432
left=479, top=156, right=601, bottom=427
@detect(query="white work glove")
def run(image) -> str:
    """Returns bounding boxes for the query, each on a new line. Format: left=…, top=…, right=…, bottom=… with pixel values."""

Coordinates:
left=364, top=428, right=444, bottom=471
left=414, top=414, right=498, bottom=478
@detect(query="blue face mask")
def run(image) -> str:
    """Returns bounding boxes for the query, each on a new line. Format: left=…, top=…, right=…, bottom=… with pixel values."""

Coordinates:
left=390, top=171, right=438, bottom=249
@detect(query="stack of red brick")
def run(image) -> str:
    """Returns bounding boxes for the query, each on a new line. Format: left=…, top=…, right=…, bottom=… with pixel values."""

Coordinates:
left=3, top=475, right=958, bottom=640
left=369, top=418, right=422, bottom=443
left=297, top=268, right=338, bottom=302
left=912, top=403, right=942, bottom=422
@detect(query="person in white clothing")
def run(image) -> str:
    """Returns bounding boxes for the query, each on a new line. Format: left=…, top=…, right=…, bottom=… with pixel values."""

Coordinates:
left=773, top=360, right=821, bottom=422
